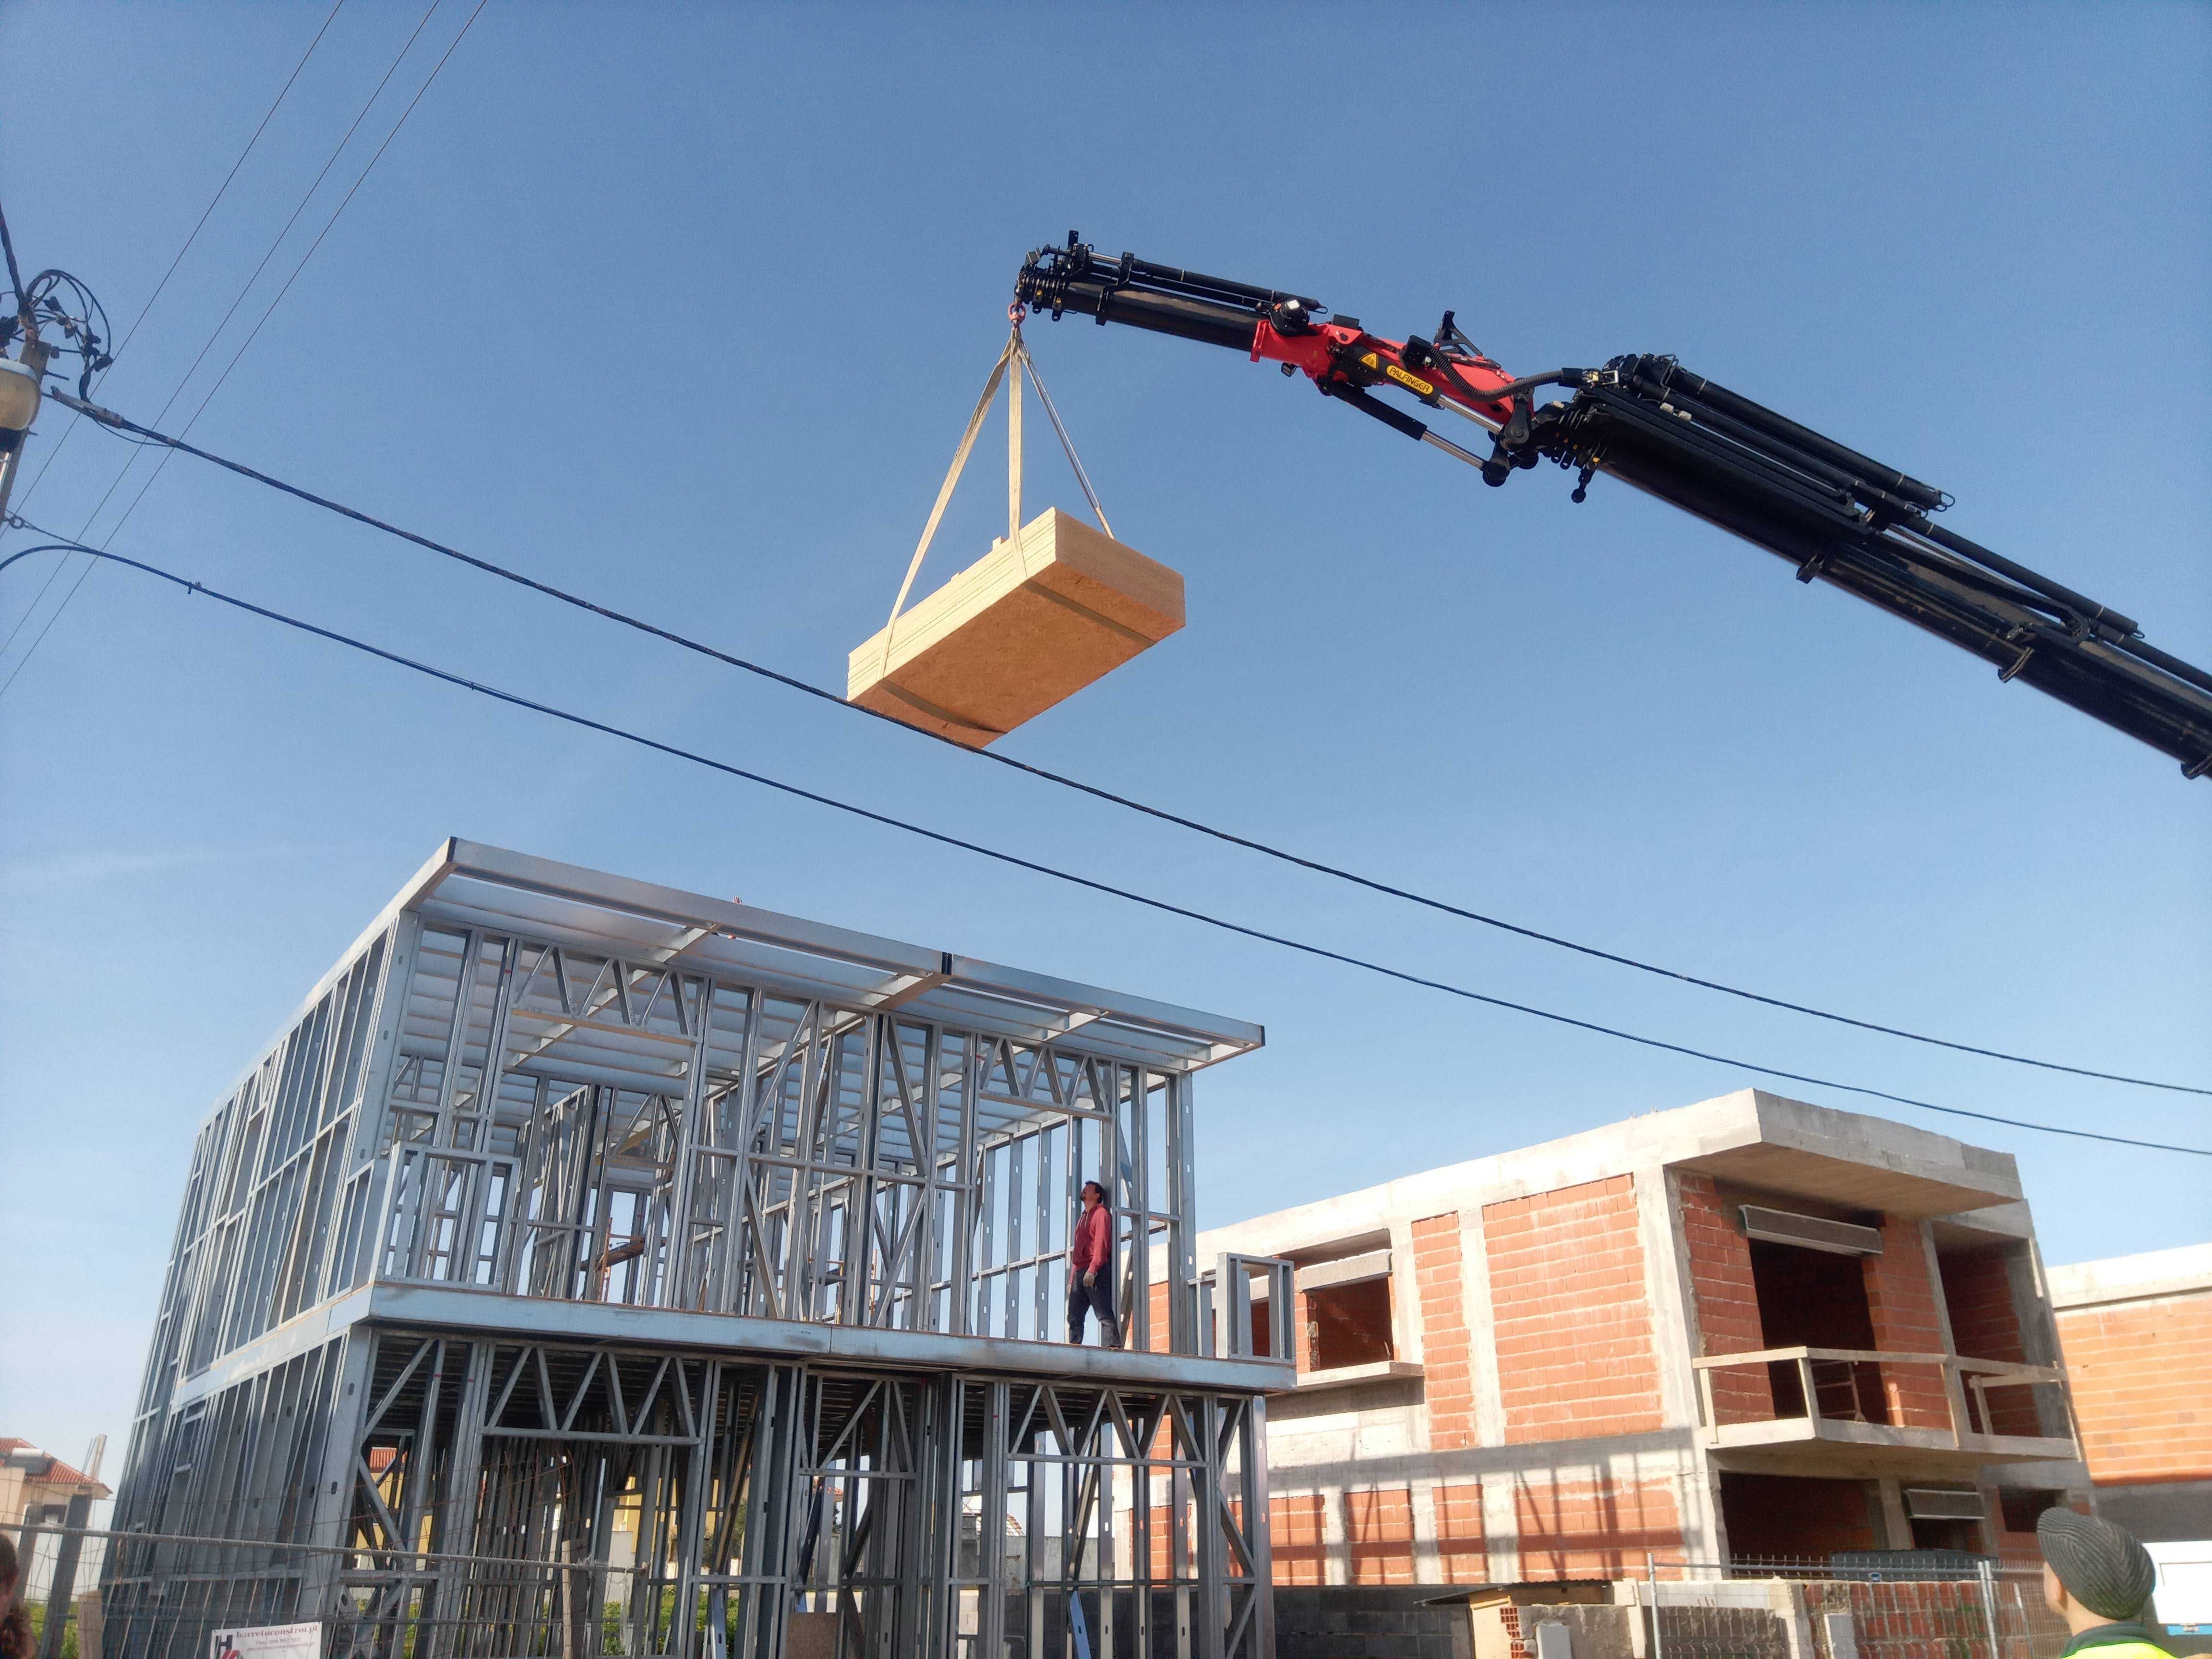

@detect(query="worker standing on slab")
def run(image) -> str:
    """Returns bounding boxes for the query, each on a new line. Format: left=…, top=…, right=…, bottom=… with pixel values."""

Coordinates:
left=2039, top=1509, right=2172, bottom=1658
left=1068, top=1180, right=1121, bottom=1347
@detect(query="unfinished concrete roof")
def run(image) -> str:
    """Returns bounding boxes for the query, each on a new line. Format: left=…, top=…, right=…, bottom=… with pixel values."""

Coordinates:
left=2046, top=1242, right=2212, bottom=1309
left=1670, top=1088, right=2022, bottom=1217
left=1205, top=1088, right=2022, bottom=1255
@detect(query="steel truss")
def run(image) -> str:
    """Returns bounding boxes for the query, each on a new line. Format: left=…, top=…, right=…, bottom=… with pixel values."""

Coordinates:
left=111, top=843, right=1286, bottom=1659
left=108, top=1327, right=1272, bottom=1659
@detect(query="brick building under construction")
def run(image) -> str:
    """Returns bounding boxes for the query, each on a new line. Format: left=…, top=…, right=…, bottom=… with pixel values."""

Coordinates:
left=1194, top=1091, right=2091, bottom=1587
left=106, top=840, right=1295, bottom=1659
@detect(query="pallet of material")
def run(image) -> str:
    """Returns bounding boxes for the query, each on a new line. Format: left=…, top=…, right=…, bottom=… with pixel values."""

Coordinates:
left=847, top=507, right=1184, bottom=747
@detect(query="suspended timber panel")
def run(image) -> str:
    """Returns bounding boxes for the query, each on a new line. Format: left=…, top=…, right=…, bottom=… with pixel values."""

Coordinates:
left=847, top=507, right=1184, bottom=747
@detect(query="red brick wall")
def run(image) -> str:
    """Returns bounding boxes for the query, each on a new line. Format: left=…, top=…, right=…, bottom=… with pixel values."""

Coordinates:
left=1147, top=1503, right=1177, bottom=1579
left=1346, top=1487, right=1417, bottom=1584
left=2058, top=1289, right=2212, bottom=1483
left=1718, top=1471, right=1877, bottom=1560
left=1414, top=1211, right=1479, bottom=1451
left=1939, top=1251, right=2026, bottom=1362
left=1435, top=1481, right=1487, bottom=1584
left=1484, top=1176, right=1663, bottom=1442
left=1992, top=1493, right=2046, bottom=1570
left=1269, top=1491, right=1327, bottom=1585
left=1679, top=1173, right=1776, bottom=1424
left=1514, top=1475, right=1681, bottom=1578
left=1147, top=1279, right=1170, bottom=1353
left=1862, top=1218, right=1952, bottom=1430
left=1937, top=1250, right=2040, bottom=1436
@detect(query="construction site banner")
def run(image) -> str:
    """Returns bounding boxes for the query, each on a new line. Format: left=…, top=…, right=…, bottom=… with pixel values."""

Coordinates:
left=209, top=1622, right=322, bottom=1659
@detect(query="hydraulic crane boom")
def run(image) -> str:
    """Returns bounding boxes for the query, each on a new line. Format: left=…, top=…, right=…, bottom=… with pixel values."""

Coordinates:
left=1015, top=235, right=2212, bottom=779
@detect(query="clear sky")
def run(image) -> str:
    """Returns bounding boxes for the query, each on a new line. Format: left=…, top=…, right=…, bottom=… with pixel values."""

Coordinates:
left=1, top=3, right=2206, bottom=1475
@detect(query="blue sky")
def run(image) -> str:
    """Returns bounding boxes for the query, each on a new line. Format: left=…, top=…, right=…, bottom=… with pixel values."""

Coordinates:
left=1, top=3, right=2206, bottom=1471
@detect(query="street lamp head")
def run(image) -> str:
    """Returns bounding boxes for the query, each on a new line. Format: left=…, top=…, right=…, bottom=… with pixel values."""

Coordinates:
left=0, top=358, right=41, bottom=437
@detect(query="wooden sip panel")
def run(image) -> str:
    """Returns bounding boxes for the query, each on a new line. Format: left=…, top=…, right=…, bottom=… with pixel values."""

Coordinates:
left=847, top=507, right=1184, bottom=746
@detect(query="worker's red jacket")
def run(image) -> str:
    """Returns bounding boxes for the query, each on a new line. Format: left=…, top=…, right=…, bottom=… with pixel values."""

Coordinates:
left=1070, top=1203, right=1113, bottom=1287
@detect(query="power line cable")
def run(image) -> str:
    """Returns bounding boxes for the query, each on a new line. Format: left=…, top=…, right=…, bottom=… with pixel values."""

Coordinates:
left=3, top=526, right=2204, bottom=1159
left=51, top=392, right=2212, bottom=1103
left=0, top=0, right=349, bottom=529
left=1, top=0, right=431, bottom=668
left=0, top=0, right=481, bottom=697
left=96, top=0, right=489, bottom=552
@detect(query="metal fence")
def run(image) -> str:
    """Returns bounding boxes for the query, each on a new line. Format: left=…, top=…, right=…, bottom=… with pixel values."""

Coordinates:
left=6, top=1523, right=630, bottom=1659
left=12, top=1523, right=2084, bottom=1659
left=1585, top=1555, right=2073, bottom=1659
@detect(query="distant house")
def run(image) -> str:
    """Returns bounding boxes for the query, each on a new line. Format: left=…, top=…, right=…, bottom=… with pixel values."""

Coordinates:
left=0, top=1438, right=111, bottom=1530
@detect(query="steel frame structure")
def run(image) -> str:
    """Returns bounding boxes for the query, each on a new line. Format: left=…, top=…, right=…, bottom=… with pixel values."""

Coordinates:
left=110, top=841, right=1291, bottom=1659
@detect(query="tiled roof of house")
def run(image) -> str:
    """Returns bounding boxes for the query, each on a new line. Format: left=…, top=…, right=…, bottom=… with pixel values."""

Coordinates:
left=0, top=1437, right=110, bottom=1494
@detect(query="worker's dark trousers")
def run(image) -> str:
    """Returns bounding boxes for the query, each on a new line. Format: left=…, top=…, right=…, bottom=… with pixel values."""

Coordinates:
left=1068, top=1276, right=1120, bottom=1347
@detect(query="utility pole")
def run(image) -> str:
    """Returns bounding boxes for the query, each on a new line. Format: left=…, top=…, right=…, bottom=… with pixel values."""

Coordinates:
left=0, top=329, right=47, bottom=523
left=0, top=195, right=106, bottom=530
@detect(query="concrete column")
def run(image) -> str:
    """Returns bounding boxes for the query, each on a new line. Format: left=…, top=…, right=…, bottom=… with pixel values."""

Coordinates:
left=1411, top=1478, right=1443, bottom=1580
left=1876, top=1479, right=1913, bottom=1549
left=1322, top=1483, right=1351, bottom=1585
left=1456, top=1208, right=1508, bottom=1447
left=1696, top=1460, right=1733, bottom=1565
left=1638, top=1168, right=1705, bottom=1433
left=1390, top=1215, right=1425, bottom=1366
left=1482, top=1475, right=1521, bottom=1584
left=1921, top=1223, right=1961, bottom=1356
left=2008, top=1239, right=2074, bottom=1440
left=1645, top=1169, right=1724, bottom=1565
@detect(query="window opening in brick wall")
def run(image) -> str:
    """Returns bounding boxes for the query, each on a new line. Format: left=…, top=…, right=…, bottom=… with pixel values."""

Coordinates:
left=1910, top=1512, right=1987, bottom=1553
left=1749, top=1238, right=1885, bottom=1422
left=1999, top=1488, right=2064, bottom=1536
left=1719, top=1472, right=1882, bottom=1563
left=1306, top=1277, right=1393, bottom=1370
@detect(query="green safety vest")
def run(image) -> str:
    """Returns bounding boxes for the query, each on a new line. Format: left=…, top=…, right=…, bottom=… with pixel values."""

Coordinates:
left=2058, top=1624, right=2173, bottom=1659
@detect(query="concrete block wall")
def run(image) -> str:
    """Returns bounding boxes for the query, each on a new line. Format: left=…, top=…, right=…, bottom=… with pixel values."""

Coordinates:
left=1272, top=1585, right=1472, bottom=1659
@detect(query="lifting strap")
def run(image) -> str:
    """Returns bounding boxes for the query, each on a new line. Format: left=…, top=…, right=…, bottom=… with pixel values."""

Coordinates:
left=880, top=320, right=1114, bottom=676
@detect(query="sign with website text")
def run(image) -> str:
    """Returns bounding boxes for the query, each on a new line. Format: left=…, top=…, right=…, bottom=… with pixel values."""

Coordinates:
left=210, top=1623, right=322, bottom=1659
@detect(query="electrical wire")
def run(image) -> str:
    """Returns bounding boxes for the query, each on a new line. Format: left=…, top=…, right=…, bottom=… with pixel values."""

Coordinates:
left=0, top=2, right=436, bottom=678
left=2, top=526, right=2204, bottom=1159
left=0, top=0, right=483, bottom=700
left=0, top=0, right=349, bottom=525
left=101, top=0, right=490, bottom=549
left=51, top=392, right=2212, bottom=1104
